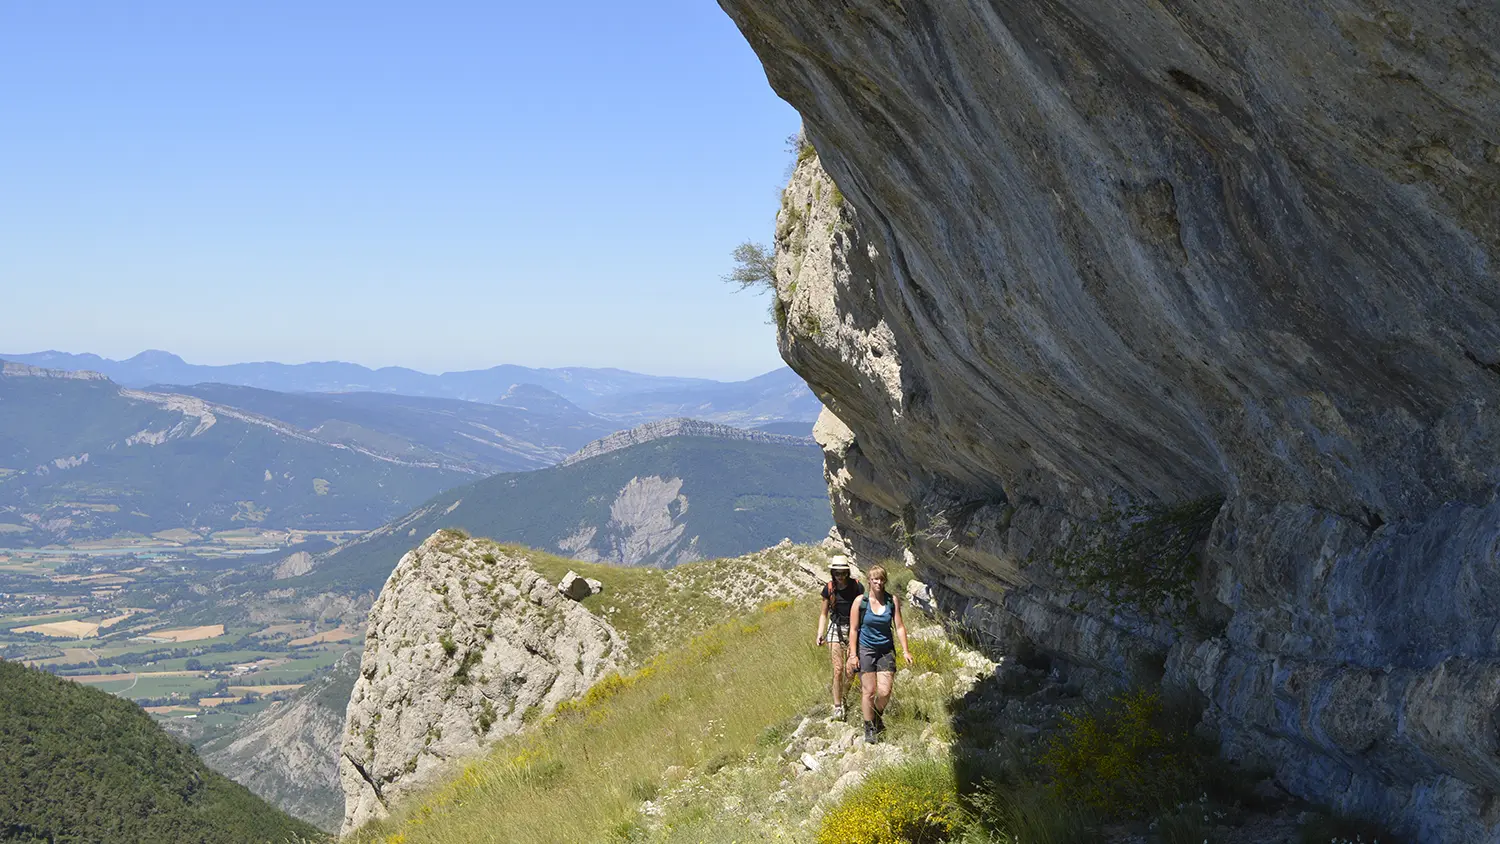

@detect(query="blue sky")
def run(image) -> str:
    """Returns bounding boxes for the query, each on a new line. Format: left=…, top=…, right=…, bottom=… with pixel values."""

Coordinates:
left=0, top=2, right=799, bottom=380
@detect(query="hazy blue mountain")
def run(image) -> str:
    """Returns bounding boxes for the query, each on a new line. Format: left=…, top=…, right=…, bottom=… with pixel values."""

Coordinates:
left=584, top=367, right=824, bottom=424
left=2, top=350, right=823, bottom=425
left=286, top=424, right=832, bottom=593
left=161, top=383, right=617, bottom=475
left=0, top=363, right=470, bottom=545
left=754, top=419, right=817, bottom=437
left=2, top=349, right=715, bottom=405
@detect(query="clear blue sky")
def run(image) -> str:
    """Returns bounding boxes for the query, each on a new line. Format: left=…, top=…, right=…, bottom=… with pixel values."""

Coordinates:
left=0, top=2, right=799, bottom=380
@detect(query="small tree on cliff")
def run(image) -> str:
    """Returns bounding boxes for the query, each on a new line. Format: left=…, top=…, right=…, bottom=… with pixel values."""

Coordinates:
left=724, top=241, right=775, bottom=293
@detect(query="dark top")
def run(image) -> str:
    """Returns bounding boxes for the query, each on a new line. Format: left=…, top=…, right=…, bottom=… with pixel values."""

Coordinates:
left=859, top=595, right=895, bottom=650
left=821, top=579, right=864, bottom=624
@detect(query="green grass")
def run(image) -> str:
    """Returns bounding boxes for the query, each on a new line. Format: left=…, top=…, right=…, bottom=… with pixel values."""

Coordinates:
left=500, top=540, right=831, bottom=662
left=125, top=674, right=223, bottom=700
left=347, top=598, right=827, bottom=844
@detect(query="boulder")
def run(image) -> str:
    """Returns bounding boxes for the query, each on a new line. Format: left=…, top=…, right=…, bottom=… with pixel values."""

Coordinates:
left=558, top=571, right=596, bottom=601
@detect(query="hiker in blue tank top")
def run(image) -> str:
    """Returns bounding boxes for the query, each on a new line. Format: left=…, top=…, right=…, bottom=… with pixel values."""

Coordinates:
left=843, top=565, right=912, bottom=744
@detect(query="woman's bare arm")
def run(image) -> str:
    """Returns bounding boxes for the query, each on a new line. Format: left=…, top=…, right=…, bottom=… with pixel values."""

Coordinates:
left=815, top=592, right=830, bottom=645
left=893, top=595, right=913, bottom=666
left=845, top=595, right=865, bottom=669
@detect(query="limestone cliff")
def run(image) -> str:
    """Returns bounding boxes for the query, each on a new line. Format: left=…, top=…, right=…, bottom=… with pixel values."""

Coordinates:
left=338, top=532, right=622, bottom=833
left=720, top=2, right=1500, bottom=841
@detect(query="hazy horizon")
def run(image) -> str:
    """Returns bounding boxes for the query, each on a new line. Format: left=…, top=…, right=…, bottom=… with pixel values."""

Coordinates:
left=2, top=346, right=794, bottom=381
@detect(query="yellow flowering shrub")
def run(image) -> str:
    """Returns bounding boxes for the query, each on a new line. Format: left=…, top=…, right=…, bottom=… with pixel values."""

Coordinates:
left=817, top=760, right=959, bottom=844
left=1039, top=689, right=1200, bottom=817
left=908, top=637, right=961, bottom=675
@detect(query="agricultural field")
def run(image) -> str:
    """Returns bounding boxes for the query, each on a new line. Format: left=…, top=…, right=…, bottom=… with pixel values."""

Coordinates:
left=0, top=531, right=369, bottom=749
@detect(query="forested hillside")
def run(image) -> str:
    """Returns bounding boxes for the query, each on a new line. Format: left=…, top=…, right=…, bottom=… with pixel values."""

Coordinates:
left=0, top=661, right=320, bottom=843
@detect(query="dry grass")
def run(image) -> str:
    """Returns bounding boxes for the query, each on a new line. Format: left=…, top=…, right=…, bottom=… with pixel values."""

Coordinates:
left=347, top=599, right=827, bottom=844
left=288, top=626, right=356, bottom=646
left=229, top=684, right=304, bottom=695
left=196, top=696, right=242, bottom=708
left=146, top=624, right=225, bottom=642
left=15, top=620, right=99, bottom=638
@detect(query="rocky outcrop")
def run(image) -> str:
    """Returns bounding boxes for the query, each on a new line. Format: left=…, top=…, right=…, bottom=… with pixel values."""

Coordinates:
left=338, top=532, right=622, bottom=833
left=0, top=361, right=109, bottom=380
left=201, top=651, right=359, bottom=831
left=272, top=551, right=315, bottom=580
left=720, top=2, right=1500, bottom=841
left=560, top=417, right=813, bottom=466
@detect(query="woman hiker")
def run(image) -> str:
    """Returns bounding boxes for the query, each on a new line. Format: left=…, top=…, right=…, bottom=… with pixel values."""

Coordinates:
left=815, top=557, right=863, bottom=720
left=845, top=565, right=913, bottom=744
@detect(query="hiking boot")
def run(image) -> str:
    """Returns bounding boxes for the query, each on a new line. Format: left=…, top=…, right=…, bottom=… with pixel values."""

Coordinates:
left=831, top=704, right=845, bottom=721
left=873, top=710, right=885, bottom=734
left=863, top=720, right=878, bottom=744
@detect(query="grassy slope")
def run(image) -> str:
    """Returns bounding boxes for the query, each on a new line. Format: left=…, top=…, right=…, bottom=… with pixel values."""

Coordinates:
left=341, top=555, right=987, bottom=844
left=347, top=598, right=829, bottom=844
left=292, top=437, right=832, bottom=594
left=0, top=660, right=322, bottom=844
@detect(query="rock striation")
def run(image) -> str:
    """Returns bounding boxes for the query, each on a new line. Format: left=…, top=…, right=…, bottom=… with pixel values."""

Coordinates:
left=719, top=2, right=1500, bottom=841
left=338, top=532, right=622, bottom=833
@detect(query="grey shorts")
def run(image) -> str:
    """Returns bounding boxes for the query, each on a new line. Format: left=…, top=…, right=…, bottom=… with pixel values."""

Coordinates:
left=858, top=645, right=896, bottom=674
left=826, top=620, right=851, bottom=646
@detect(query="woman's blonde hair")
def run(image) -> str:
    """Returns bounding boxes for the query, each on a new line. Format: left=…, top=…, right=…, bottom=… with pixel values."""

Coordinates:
left=867, top=565, right=887, bottom=589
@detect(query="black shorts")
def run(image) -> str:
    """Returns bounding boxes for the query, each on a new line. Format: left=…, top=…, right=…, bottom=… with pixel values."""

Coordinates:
left=858, top=645, right=896, bottom=674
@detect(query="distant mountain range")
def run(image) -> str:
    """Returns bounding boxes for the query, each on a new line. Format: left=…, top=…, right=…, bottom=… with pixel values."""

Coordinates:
left=161, top=382, right=616, bottom=475
left=0, top=363, right=516, bottom=544
left=288, top=420, right=831, bottom=593
left=3, top=350, right=823, bottom=425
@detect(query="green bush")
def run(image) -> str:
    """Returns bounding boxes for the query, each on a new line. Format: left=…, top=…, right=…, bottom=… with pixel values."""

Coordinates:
left=818, top=759, right=960, bottom=844
left=910, top=637, right=962, bottom=675
left=1039, top=689, right=1201, bottom=818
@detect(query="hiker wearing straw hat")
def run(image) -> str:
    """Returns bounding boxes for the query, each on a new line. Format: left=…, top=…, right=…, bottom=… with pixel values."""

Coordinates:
left=815, top=556, right=863, bottom=721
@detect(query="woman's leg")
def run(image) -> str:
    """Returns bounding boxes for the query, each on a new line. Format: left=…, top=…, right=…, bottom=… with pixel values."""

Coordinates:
left=860, top=659, right=877, bottom=721
left=874, top=670, right=895, bottom=715
left=829, top=642, right=847, bottom=707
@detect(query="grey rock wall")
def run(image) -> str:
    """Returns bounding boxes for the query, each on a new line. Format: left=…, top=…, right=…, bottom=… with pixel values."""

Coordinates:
left=338, top=532, right=622, bottom=834
left=720, top=2, right=1500, bottom=840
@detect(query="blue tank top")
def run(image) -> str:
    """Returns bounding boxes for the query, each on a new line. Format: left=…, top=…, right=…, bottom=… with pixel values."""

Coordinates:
left=859, top=596, right=894, bottom=650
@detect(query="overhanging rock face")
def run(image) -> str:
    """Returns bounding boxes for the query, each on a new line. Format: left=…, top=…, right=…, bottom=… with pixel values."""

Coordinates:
left=719, top=2, right=1500, bottom=840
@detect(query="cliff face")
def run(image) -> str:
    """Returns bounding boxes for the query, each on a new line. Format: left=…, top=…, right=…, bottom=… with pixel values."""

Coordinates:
left=201, top=651, right=359, bottom=831
left=338, top=533, right=622, bottom=833
left=719, top=2, right=1500, bottom=841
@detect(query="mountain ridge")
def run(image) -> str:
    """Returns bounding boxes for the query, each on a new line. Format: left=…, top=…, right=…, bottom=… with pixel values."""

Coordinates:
left=4, top=350, right=746, bottom=403
left=559, top=416, right=814, bottom=466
